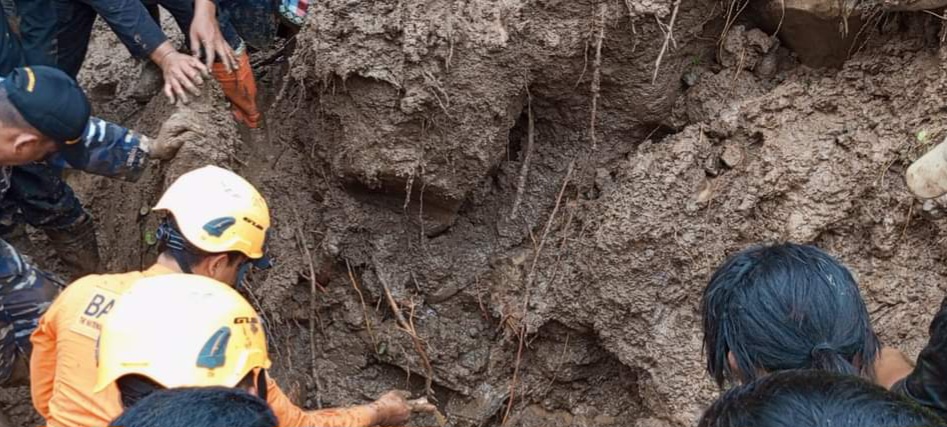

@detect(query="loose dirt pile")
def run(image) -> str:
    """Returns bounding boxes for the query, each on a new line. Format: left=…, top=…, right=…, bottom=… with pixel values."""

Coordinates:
left=7, top=1, right=947, bottom=426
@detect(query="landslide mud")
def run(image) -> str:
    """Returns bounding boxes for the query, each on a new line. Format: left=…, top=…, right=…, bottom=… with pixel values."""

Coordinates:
left=7, top=3, right=947, bottom=427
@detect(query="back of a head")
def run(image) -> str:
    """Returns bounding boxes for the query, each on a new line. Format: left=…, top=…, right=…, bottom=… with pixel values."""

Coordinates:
left=699, top=370, right=945, bottom=427
left=702, top=243, right=880, bottom=386
left=109, top=387, right=277, bottom=427
left=95, top=274, right=271, bottom=393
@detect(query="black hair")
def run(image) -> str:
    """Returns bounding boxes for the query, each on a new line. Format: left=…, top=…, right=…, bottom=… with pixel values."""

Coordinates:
left=156, top=217, right=243, bottom=273
left=702, top=242, right=880, bottom=386
left=109, top=386, right=277, bottom=427
left=118, top=371, right=267, bottom=410
left=0, top=87, right=31, bottom=129
left=698, top=370, right=945, bottom=427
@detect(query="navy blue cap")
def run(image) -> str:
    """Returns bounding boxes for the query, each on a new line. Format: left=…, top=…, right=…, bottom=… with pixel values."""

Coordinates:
left=2, top=66, right=91, bottom=146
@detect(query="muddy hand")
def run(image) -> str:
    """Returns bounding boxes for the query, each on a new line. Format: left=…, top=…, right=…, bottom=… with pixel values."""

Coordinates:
left=371, top=390, right=415, bottom=426
left=144, top=112, right=204, bottom=160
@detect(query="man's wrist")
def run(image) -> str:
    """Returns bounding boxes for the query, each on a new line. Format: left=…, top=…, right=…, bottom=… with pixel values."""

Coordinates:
left=150, top=43, right=175, bottom=68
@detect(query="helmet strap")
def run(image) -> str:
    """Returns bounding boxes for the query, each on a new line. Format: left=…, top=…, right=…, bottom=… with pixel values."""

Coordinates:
left=156, top=219, right=196, bottom=274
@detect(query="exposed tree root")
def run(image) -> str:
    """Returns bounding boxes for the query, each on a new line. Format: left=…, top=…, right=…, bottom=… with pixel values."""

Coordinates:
left=590, top=2, right=607, bottom=150
left=502, top=160, right=576, bottom=426
left=346, top=260, right=378, bottom=352
left=291, top=206, right=325, bottom=408
left=653, top=0, right=681, bottom=84
left=510, top=88, right=536, bottom=220
left=377, top=270, right=436, bottom=398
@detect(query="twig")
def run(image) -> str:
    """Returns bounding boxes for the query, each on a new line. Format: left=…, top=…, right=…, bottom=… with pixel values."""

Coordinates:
left=899, top=202, right=915, bottom=244
left=291, top=206, right=325, bottom=409
left=378, top=271, right=435, bottom=397
left=590, top=2, right=607, bottom=150
left=653, top=0, right=681, bottom=84
left=346, top=260, right=378, bottom=352
left=774, top=0, right=786, bottom=37
left=502, top=161, right=575, bottom=426
left=510, top=88, right=536, bottom=219
left=242, top=278, right=284, bottom=366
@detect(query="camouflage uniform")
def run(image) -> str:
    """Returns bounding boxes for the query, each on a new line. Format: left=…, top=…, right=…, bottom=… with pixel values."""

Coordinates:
left=0, top=112, right=149, bottom=385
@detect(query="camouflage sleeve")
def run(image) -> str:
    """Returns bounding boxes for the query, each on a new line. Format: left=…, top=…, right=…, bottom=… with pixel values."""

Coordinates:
left=46, top=117, right=151, bottom=183
left=892, top=296, right=947, bottom=419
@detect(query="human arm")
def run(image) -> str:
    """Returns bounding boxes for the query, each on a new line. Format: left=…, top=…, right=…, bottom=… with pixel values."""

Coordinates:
left=29, top=294, right=60, bottom=420
left=190, top=0, right=237, bottom=71
left=82, top=0, right=206, bottom=103
left=46, top=113, right=198, bottom=181
left=891, top=296, right=947, bottom=419
left=266, top=378, right=423, bottom=427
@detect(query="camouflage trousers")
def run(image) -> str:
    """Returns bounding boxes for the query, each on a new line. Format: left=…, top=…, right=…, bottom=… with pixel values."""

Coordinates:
left=0, top=163, right=86, bottom=235
left=0, top=238, right=63, bottom=384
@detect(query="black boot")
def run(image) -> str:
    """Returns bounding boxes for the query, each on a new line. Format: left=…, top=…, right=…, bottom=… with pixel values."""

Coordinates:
left=44, top=212, right=100, bottom=279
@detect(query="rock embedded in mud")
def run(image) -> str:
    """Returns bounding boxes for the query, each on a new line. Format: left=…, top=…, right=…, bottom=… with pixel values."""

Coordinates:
left=719, top=26, right=774, bottom=71
left=720, top=144, right=744, bottom=168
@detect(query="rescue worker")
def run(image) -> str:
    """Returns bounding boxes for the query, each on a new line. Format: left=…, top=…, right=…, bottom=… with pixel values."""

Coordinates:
left=0, top=65, right=187, bottom=427
left=31, top=166, right=430, bottom=427
left=0, top=6, right=184, bottom=278
left=48, top=0, right=260, bottom=127
left=95, top=274, right=427, bottom=427
left=863, top=139, right=947, bottom=419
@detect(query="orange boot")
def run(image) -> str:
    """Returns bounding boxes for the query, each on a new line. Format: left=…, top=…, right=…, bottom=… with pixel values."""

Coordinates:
left=212, top=51, right=261, bottom=128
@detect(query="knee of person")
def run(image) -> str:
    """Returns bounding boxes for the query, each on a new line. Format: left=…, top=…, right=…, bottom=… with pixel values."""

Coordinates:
left=701, top=242, right=880, bottom=386
left=110, top=386, right=277, bottom=427
left=698, top=370, right=946, bottom=427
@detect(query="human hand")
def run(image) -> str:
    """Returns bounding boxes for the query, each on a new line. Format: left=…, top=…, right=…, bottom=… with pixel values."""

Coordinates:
left=152, top=42, right=208, bottom=104
left=143, top=111, right=203, bottom=160
left=189, top=0, right=237, bottom=71
left=371, top=390, right=435, bottom=425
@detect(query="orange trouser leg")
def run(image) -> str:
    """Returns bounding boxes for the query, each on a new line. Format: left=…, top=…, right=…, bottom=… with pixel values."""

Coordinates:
left=212, top=52, right=261, bottom=128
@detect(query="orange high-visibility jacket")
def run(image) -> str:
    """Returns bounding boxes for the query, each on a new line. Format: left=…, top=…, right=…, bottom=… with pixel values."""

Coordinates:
left=31, top=264, right=381, bottom=427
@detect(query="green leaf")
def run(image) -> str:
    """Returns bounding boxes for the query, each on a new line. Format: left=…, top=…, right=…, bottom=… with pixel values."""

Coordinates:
left=917, top=130, right=929, bottom=143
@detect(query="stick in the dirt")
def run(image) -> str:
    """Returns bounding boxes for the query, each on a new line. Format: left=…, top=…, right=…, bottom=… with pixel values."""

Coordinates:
left=291, top=206, right=325, bottom=409
left=502, top=160, right=576, bottom=426
left=590, top=2, right=606, bottom=150
left=653, top=0, right=681, bottom=84
left=510, top=88, right=535, bottom=220
left=377, top=270, right=435, bottom=397
left=346, top=259, right=378, bottom=351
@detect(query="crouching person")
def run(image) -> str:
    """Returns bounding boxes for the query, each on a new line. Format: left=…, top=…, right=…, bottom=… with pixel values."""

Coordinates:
left=96, top=274, right=431, bottom=427
left=31, top=166, right=431, bottom=427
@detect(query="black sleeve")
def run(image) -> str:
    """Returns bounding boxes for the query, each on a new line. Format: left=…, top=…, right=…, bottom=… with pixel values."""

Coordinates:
left=894, top=297, right=947, bottom=419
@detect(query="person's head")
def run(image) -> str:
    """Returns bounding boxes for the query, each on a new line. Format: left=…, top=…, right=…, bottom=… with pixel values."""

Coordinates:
left=698, top=370, right=945, bottom=427
left=109, top=387, right=277, bottom=427
left=95, top=274, right=271, bottom=408
left=702, top=243, right=880, bottom=387
left=153, top=165, right=271, bottom=286
left=0, top=66, right=90, bottom=166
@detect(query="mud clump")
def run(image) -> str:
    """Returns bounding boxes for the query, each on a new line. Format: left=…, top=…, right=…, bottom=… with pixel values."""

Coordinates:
left=6, top=2, right=947, bottom=427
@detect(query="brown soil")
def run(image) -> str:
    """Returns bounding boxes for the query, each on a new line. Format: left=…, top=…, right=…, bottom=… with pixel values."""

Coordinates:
left=8, top=2, right=947, bottom=427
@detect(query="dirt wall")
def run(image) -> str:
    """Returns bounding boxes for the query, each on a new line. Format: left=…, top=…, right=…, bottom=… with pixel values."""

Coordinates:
left=8, top=2, right=947, bottom=427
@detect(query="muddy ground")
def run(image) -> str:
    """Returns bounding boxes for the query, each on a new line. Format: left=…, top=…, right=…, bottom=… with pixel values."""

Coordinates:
left=8, top=0, right=947, bottom=426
